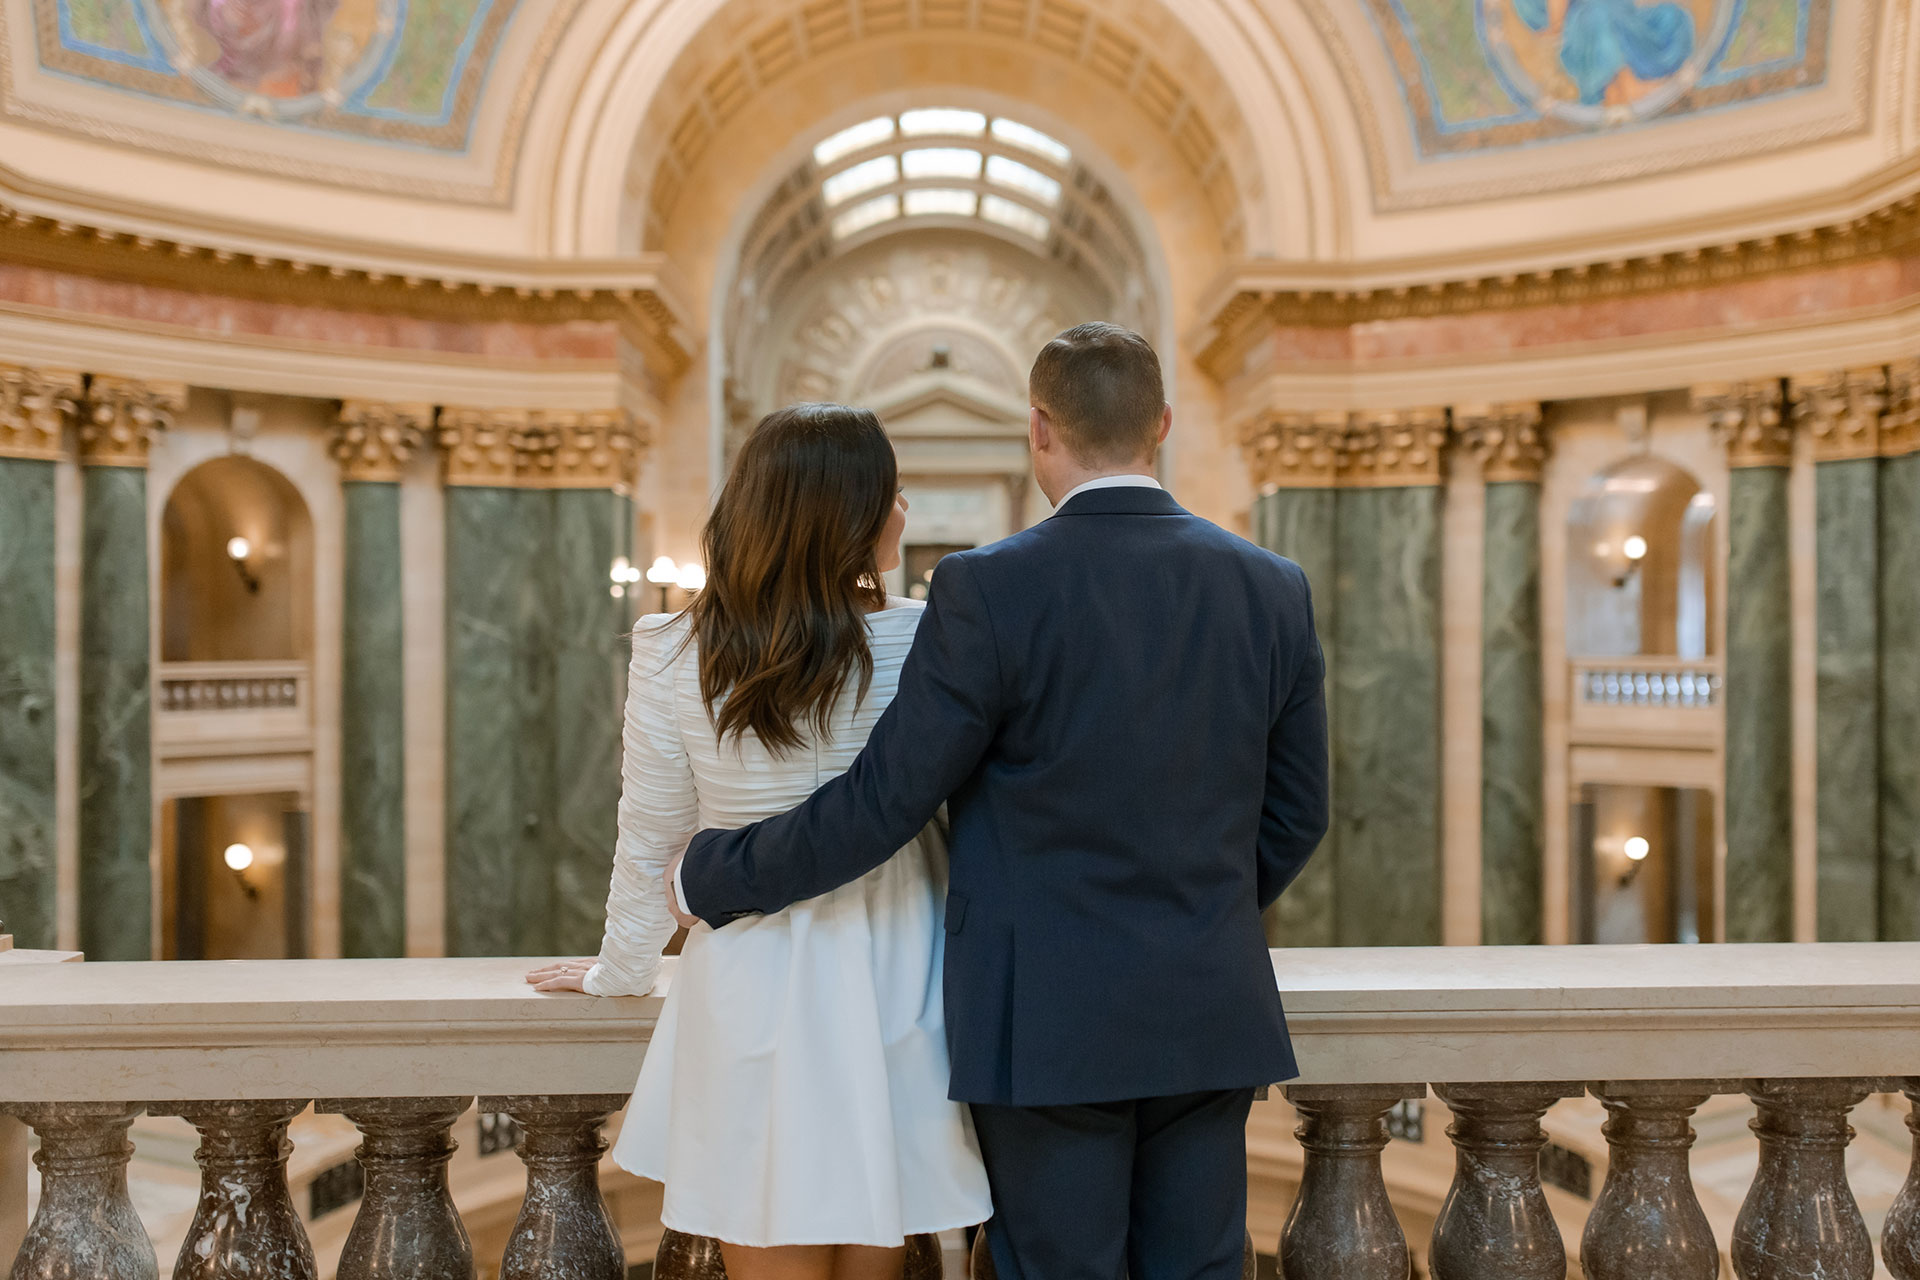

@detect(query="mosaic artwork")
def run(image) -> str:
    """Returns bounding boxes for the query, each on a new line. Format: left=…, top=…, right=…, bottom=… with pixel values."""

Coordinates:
left=1365, top=0, right=1833, bottom=155
left=33, top=0, right=522, bottom=149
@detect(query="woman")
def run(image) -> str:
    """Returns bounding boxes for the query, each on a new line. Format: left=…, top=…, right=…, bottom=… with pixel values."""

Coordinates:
left=526, top=403, right=991, bottom=1280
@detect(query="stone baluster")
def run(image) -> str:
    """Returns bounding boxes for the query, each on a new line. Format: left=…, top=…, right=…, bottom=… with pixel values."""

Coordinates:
left=1731, top=1078, right=1875, bottom=1280
left=317, top=1097, right=476, bottom=1280
left=657, top=1230, right=943, bottom=1280
left=0, top=1103, right=155, bottom=1280
left=1581, top=1081, right=1731, bottom=1280
left=1886, top=1079, right=1920, bottom=1279
left=970, top=1228, right=1256, bottom=1279
left=159, top=1100, right=315, bottom=1280
left=1280, top=1084, right=1425, bottom=1279
left=1429, top=1082, right=1583, bottom=1280
left=482, top=1094, right=629, bottom=1280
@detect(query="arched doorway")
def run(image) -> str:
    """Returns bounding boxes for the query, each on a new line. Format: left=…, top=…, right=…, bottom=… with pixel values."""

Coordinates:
left=156, top=455, right=316, bottom=960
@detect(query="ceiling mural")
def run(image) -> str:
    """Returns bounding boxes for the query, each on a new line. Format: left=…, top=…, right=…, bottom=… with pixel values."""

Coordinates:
left=1367, top=0, right=1833, bottom=156
left=31, top=0, right=520, bottom=149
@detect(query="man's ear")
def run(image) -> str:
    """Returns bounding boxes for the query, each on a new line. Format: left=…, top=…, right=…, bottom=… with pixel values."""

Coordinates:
left=1155, top=403, right=1173, bottom=447
left=1029, top=406, right=1050, bottom=454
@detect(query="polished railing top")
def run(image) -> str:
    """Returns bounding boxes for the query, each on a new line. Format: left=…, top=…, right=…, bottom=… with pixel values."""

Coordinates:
left=2, top=946, right=1917, bottom=1099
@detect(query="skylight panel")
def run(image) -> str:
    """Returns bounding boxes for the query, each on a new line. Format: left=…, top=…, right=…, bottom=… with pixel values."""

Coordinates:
left=980, top=194, right=1050, bottom=241
left=904, top=189, right=978, bottom=217
left=985, top=155, right=1061, bottom=205
left=900, top=108, right=986, bottom=137
left=990, top=118, right=1070, bottom=164
left=814, top=116, right=896, bottom=165
left=822, top=156, right=899, bottom=206
left=902, top=148, right=982, bottom=180
left=831, top=194, right=900, bottom=239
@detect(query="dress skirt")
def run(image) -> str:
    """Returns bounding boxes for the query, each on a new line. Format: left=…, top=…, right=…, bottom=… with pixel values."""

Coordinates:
left=610, top=825, right=992, bottom=1247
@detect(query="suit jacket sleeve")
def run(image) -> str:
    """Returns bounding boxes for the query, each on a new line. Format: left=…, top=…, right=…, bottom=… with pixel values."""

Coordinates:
left=678, top=554, right=1006, bottom=926
left=1257, top=570, right=1330, bottom=910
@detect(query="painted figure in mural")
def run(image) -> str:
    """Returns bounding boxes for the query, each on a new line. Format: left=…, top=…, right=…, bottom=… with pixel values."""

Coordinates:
left=1514, top=0, right=1696, bottom=106
left=186, top=0, right=341, bottom=97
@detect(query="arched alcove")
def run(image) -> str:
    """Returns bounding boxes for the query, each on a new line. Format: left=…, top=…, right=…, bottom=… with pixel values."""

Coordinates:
left=161, top=455, right=315, bottom=663
left=1565, top=455, right=1716, bottom=661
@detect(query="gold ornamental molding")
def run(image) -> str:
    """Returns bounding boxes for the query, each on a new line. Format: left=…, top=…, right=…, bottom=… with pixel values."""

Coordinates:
left=1885, top=360, right=1920, bottom=460
left=1789, top=368, right=1888, bottom=463
left=1239, top=407, right=1449, bottom=490
left=0, top=364, right=81, bottom=462
left=333, top=402, right=434, bottom=484
left=1695, top=380, right=1791, bottom=469
left=1455, top=402, right=1548, bottom=484
left=78, top=376, right=187, bottom=468
left=439, top=407, right=645, bottom=490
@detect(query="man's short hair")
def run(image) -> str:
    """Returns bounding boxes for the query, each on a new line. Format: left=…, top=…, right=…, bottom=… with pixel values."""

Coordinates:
left=1028, top=322, right=1166, bottom=466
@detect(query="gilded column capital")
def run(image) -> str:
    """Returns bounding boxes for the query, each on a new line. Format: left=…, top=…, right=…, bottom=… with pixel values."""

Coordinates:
left=0, top=364, right=83, bottom=461
left=1884, top=359, right=1920, bottom=459
left=1239, top=411, right=1348, bottom=491
left=521, top=409, right=647, bottom=491
left=78, top=376, right=186, bottom=467
left=333, top=401, right=433, bottom=483
left=1455, top=401, right=1548, bottom=483
left=1788, top=368, right=1887, bottom=463
left=438, top=407, right=537, bottom=487
left=1694, top=380, right=1789, bottom=468
left=1345, top=408, right=1449, bottom=487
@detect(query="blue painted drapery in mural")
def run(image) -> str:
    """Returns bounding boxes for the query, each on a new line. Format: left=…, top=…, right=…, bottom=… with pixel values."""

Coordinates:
left=1514, top=0, right=1697, bottom=105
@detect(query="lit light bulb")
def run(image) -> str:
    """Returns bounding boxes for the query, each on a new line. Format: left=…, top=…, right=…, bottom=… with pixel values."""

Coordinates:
left=1622, top=535, right=1648, bottom=562
left=645, top=556, right=679, bottom=586
left=610, top=555, right=632, bottom=584
left=226, top=536, right=252, bottom=562
left=1623, top=836, right=1650, bottom=862
left=676, top=563, right=707, bottom=592
left=223, top=843, right=255, bottom=872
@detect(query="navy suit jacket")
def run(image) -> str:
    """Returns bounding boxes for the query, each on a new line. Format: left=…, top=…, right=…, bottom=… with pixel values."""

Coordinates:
left=679, top=484, right=1329, bottom=1106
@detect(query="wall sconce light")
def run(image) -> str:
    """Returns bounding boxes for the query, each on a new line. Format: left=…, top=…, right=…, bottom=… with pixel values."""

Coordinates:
left=675, top=563, right=707, bottom=593
left=646, top=556, right=679, bottom=613
left=226, top=536, right=260, bottom=595
left=1611, top=534, right=1649, bottom=589
left=223, top=843, right=260, bottom=900
left=609, top=555, right=643, bottom=600
left=1618, top=834, right=1650, bottom=887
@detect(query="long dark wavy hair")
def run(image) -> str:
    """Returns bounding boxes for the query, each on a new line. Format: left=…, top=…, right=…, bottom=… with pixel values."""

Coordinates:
left=684, top=402, right=898, bottom=754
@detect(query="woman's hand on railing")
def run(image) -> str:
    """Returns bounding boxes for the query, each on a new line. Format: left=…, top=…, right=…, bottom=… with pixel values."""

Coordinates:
left=525, top=960, right=596, bottom=993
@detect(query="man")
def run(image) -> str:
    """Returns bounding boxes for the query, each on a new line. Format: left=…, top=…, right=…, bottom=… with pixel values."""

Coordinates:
left=670, top=322, right=1328, bottom=1279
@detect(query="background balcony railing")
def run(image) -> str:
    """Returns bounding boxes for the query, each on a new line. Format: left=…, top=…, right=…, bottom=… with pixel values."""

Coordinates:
left=154, top=661, right=314, bottom=761
left=3, top=947, right=1918, bottom=1280
left=1569, top=655, right=1722, bottom=751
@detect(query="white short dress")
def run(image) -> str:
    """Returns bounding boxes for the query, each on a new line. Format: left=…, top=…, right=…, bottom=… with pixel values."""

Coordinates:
left=581, top=601, right=993, bottom=1248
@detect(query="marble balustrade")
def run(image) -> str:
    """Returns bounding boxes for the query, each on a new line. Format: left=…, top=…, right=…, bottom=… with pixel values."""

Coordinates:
left=4, top=948, right=1920, bottom=1280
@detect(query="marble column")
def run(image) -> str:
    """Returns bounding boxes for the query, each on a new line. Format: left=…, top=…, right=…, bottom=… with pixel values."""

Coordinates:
left=77, top=377, right=184, bottom=961
left=334, top=403, right=432, bottom=958
left=442, top=410, right=542, bottom=956
left=1697, top=382, right=1794, bottom=942
left=0, top=367, right=78, bottom=949
left=539, top=413, right=640, bottom=954
left=1791, top=371, right=1886, bottom=941
left=1334, top=411, right=1447, bottom=946
left=1460, top=403, right=1548, bottom=946
left=1884, top=362, right=1920, bottom=941
left=1242, top=413, right=1342, bottom=947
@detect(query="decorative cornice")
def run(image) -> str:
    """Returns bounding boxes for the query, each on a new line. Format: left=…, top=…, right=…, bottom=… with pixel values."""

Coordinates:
left=438, top=407, right=645, bottom=490
left=78, top=375, right=186, bottom=467
left=1695, top=380, right=1791, bottom=469
left=1239, top=411, right=1348, bottom=491
left=1789, top=368, right=1888, bottom=463
left=0, top=364, right=81, bottom=461
left=1455, top=402, right=1548, bottom=484
left=1241, top=407, right=1451, bottom=489
left=1196, top=191, right=1920, bottom=380
left=1886, top=360, right=1920, bottom=459
left=1345, top=409, right=1451, bottom=487
left=332, top=402, right=434, bottom=483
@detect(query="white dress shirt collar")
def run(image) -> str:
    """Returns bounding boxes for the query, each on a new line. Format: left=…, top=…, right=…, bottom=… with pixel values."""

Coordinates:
left=1055, top=473, right=1163, bottom=509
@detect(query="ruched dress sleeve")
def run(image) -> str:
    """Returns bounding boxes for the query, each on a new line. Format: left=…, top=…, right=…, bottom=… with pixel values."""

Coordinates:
left=583, top=619, right=699, bottom=997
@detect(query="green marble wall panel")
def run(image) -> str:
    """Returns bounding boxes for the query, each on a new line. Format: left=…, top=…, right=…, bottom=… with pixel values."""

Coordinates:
left=445, top=485, right=531, bottom=956
left=1481, top=481, right=1545, bottom=945
left=1882, top=452, right=1920, bottom=940
left=340, top=482, right=407, bottom=957
left=1725, top=466, right=1794, bottom=943
left=1253, top=488, right=1337, bottom=947
left=1814, top=459, right=1880, bottom=940
left=1333, top=485, right=1443, bottom=946
left=549, top=489, right=631, bottom=954
left=0, top=459, right=58, bottom=948
left=78, top=466, right=152, bottom=961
